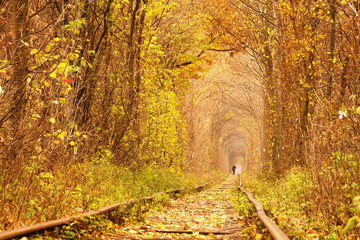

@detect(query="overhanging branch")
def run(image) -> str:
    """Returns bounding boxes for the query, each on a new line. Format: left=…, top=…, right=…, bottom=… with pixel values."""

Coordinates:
left=174, top=48, right=235, bottom=68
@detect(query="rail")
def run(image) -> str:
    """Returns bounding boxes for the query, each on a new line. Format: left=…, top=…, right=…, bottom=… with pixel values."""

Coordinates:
left=240, top=186, right=290, bottom=240
left=0, top=182, right=211, bottom=240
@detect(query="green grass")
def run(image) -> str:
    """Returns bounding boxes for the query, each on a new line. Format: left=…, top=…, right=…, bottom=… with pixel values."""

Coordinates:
left=0, top=153, right=211, bottom=232
left=240, top=167, right=343, bottom=239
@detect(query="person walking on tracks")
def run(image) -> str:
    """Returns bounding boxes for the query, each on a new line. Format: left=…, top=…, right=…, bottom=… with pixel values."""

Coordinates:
left=232, top=165, right=243, bottom=187
left=235, top=165, right=243, bottom=187
left=232, top=165, right=236, bottom=175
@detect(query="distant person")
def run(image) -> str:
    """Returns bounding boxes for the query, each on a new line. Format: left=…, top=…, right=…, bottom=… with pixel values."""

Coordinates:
left=232, top=165, right=236, bottom=175
left=235, top=165, right=243, bottom=187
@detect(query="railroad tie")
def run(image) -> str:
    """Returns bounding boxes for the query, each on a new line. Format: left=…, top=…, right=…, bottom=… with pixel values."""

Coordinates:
left=107, top=179, right=242, bottom=239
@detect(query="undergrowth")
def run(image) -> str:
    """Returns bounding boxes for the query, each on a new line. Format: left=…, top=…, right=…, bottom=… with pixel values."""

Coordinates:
left=0, top=149, right=212, bottom=232
left=230, top=177, right=271, bottom=240
left=240, top=167, right=360, bottom=239
left=25, top=193, right=176, bottom=240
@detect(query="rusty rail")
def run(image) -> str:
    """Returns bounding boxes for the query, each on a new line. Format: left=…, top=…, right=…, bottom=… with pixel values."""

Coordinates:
left=0, top=182, right=211, bottom=240
left=240, top=187, right=290, bottom=240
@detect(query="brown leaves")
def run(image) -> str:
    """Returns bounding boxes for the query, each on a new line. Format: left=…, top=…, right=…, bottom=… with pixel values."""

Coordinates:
left=108, top=180, right=242, bottom=239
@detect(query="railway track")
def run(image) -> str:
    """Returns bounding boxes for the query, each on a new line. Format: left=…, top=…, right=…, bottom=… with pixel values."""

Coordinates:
left=102, top=177, right=290, bottom=239
left=104, top=179, right=242, bottom=239
left=240, top=186, right=290, bottom=240
left=0, top=177, right=290, bottom=240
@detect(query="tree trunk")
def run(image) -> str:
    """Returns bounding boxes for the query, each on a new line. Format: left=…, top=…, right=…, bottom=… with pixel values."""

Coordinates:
left=326, top=0, right=336, bottom=98
left=7, top=0, right=30, bottom=168
left=111, top=0, right=147, bottom=164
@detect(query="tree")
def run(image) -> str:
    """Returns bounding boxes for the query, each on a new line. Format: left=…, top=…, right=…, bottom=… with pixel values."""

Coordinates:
left=0, top=0, right=30, bottom=176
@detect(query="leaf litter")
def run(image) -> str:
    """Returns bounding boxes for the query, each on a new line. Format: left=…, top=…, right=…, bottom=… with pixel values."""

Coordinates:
left=103, top=178, right=243, bottom=239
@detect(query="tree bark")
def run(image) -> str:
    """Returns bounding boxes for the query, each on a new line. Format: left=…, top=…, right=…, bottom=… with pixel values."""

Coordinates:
left=7, top=0, right=30, bottom=167
left=73, top=0, right=112, bottom=128
left=326, top=0, right=336, bottom=98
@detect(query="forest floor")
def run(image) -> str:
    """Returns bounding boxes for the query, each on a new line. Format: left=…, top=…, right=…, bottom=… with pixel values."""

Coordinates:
left=101, top=176, right=268, bottom=240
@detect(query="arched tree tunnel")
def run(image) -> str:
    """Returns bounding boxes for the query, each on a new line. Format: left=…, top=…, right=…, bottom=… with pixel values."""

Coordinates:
left=222, top=132, right=246, bottom=172
left=210, top=109, right=248, bottom=172
left=187, top=52, right=263, bottom=174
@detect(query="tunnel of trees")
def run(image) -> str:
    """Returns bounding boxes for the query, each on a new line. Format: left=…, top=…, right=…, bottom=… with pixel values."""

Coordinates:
left=1, top=0, right=360, bottom=237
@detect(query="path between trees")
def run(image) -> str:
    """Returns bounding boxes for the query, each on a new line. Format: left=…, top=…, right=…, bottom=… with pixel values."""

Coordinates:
left=104, top=177, right=244, bottom=239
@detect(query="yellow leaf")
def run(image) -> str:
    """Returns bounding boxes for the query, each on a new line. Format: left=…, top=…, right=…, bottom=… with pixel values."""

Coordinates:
left=356, top=107, right=360, bottom=114
left=81, top=58, right=87, bottom=67
left=56, top=131, right=66, bottom=140
left=49, top=71, right=57, bottom=78
left=49, top=117, right=56, bottom=124
left=70, top=141, right=75, bottom=146
left=30, top=49, right=38, bottom=55
left=44, top=45, right=51, bottom=52
left=32, top=114, right=40, bottom=119
left=69, top=53, right=79, bottom=61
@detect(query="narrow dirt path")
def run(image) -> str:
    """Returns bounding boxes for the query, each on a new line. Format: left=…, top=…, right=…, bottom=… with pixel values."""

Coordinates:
left=104, top=177, right=243, bottom=239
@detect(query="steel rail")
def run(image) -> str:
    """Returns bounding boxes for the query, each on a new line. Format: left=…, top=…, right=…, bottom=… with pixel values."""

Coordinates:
left=0, top=182, right=211, bottom=240
left=240, top=187, right=290, bottom=240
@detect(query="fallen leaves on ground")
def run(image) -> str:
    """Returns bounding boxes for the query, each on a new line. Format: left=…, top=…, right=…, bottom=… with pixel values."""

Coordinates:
left=103, top=178, right=242, bottom=239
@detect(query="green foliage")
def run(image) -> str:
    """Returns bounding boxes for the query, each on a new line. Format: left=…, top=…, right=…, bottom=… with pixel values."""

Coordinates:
left=231, top=186, right=272, bottom=239
left=28, top=216, right=113, bottom=239
left=247, top=167, right=320, bottom=238
left=0, top=0, right=214, bottom=235
left=341, top=196, right=360, bottom=235
left=353, top=196, right=360, bottom=214
left=154, top=193, right=170, bottom=205
left=246, top=165, right=360, bottom=238
left=315, top=151, right=360, bottom=236
left=251, top=167, right=312, bottom=217
left=231, top=188, right=254, bottom=217
left=0, top=153, right=204, bottom=232
left=342, top=216, right=357, bottom=235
